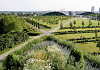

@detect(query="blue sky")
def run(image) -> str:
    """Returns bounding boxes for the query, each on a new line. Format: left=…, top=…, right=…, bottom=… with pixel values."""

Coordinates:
left=0, top=0, right=100, bottom=11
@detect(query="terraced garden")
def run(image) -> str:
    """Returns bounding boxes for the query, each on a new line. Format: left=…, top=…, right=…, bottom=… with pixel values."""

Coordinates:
left=1, top=36, right=100, bottom=70
left=0, top=15, right=100, bottom=70
left=54, top=18, right=100, bottom=56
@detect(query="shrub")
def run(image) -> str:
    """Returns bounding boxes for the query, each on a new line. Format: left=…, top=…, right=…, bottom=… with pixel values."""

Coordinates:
left=0, top=15, right=26, bottom=34
left=0, top=32, right=29, bottom=51
left=3, top=54, right=24, bottom=70
left=0, top=34, right=14, bottom=51
left=11, top=32, right=29, bottom=44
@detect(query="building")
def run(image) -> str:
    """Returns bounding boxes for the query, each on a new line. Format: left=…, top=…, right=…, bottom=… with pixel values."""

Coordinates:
left=91, top=6, right=95, bottom=13
left=99, top=8, right=100, bottom=13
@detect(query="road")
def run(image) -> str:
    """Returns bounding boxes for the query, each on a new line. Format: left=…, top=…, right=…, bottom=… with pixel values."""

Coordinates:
left=0, top=18, right=75, bottom=61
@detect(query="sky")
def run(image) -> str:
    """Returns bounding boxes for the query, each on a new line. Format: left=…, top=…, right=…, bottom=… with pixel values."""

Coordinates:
left=0, top=0, right=100, bottom=11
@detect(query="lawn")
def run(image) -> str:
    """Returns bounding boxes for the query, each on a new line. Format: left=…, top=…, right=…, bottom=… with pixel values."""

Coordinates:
left=75, top=42, right=100, bottom=53
left=1, top=15, right=100, bottom=70
left=55, top=17, right=100, bottom=54
left=58, top=28, right=100, bottom=32
left=32, top=16, right=70, bottom=30
left=55, top=32, right=100, bottom=40
left=64, top=18, right=100, bottom=28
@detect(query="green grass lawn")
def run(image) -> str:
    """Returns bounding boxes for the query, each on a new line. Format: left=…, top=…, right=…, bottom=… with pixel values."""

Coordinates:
left=75, top=42, right=100, bottom=53
left=55, top=33, right=100, bottom=54
left=64, top=18, right=100, bottom=27
left=58, top=28, right=100, bottom=32
left=32, top=16, right=70, bottom=30
left=55, top=31, right=100, bottom=54
left=54, top=18, right=100, bottom=54
left=55, top=32, right=100, bottom=40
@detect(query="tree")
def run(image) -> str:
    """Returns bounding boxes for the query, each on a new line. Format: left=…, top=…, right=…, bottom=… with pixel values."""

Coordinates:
left=0, top=18, right=5, bottom=34
left=98, top=22, right=100, bottom=26
left=69, top=22, right=73, bottom=28
left=0, top=15, right=26, bottom=34
left=73, top=20, right=76, bottom=26
left=88, top=20, right=92, bottom=27
left=96, top=42, right=100, bottom=50
left=73, top=20, right=76, bottom=29
left=82, top=21, right=84, bottom=28
left=37, top=23, right=40, bottom=29
left=97, top=14, right=100, bottom=20
left=60, top=23, right=63, bottom=29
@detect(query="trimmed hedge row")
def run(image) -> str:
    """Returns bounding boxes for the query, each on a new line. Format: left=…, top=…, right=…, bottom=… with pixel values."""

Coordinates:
left=54, top=30, right=100, bottom=35
left=63, top=26, right=100, bottom=29
left=66, top=37, right=100, bottom=43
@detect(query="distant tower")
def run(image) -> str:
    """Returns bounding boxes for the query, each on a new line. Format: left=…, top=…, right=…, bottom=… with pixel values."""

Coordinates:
left=68, top=11, right=73, bottom=16
left=91, top=6, right=95, bottom=13
left=99, top=8, right=100, bottom=13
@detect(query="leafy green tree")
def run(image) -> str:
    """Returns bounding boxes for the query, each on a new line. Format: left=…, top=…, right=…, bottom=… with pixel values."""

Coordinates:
left=0, top=15, right=26, bottom=34
left=0, top=18, right=5, bottom=33
left=60, top=23, right=63, bottom=29
left=37, top=23, right=39, bottom=29
left=96, top=42, right=100, bottom=50
left=73, top=20, right=76, bottom=27
left=88, top=20, right=92, bottom=27
left=82, top=21, right=84, bottom=28
left=97, top=14, right=100, bottom=20
left=98, top=22, right=100, bottom=26
left=69, top=22, right=73, bottom=28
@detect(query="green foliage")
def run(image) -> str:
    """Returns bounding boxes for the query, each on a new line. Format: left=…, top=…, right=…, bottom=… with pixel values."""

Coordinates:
left=0, top=34, right=14, bottom=51
left=0, top=32, right=29, bottom=51
left=32, top=16, right=70, bottom=24
left=0, top=15, right=24, bottom=34
left=84, top=54, right=100, bottom=68
left=70, top=22, right=73, bottom=28
left=0, top=15, right=38, bottom=35
left=0, top=15, right=41, bottom=52
left=0, top=18, right=15, bottom=34
left=1, top=15, right=100, bottom=70
left=82, top=21, right=85, bottom=27
left=25, top=18, right=40, bottom=29
left=96, top=42, right=100, bottom=49
left=73, top=20, right=76, bottom=26
left=2, top=35, right=99, bottom=70
left=70, top=49, right=81, bottom=62
left=3, top=54, right=24, bottom=70
left=60, top=23, right=63, bottom=29
left=0, top=62, right=3, bottom=70
left=11, top=32, right=29, bottom=44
